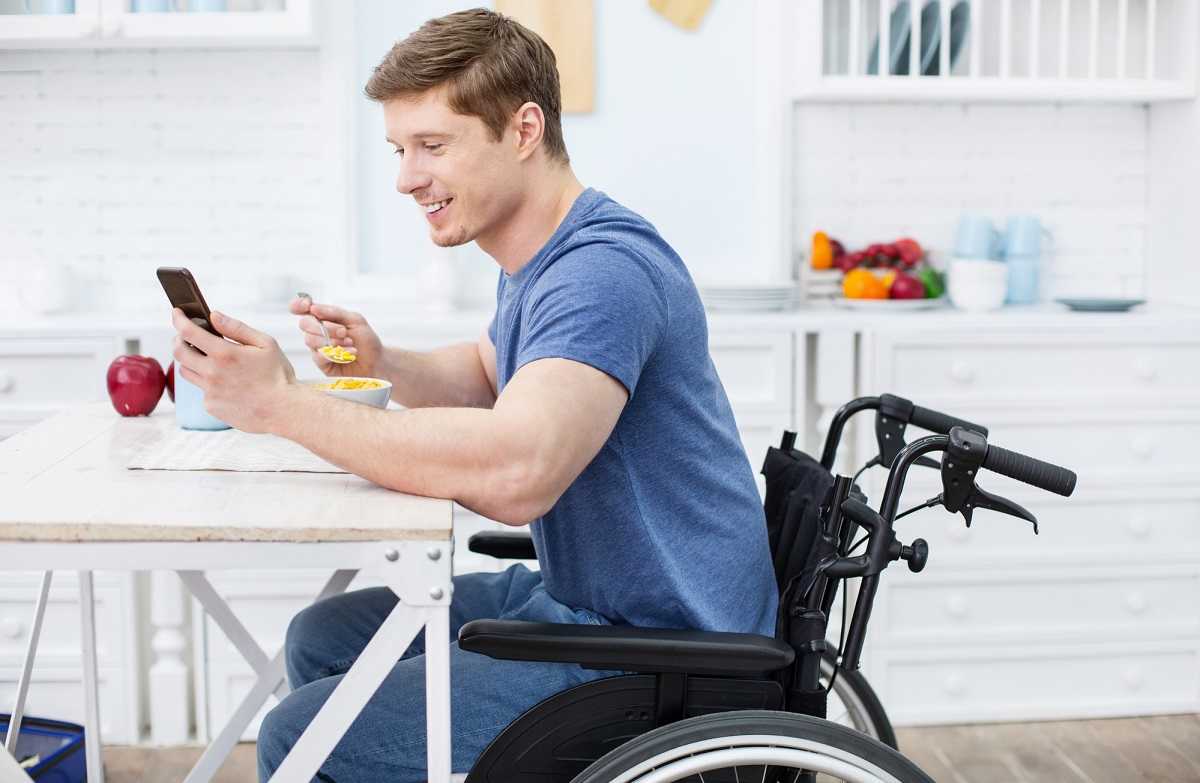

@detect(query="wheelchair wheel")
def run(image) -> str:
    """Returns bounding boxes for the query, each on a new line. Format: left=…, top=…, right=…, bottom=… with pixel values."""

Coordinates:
left=821, top=651, right=897, bottom=749
left=570, top=710, right=932, bottom=783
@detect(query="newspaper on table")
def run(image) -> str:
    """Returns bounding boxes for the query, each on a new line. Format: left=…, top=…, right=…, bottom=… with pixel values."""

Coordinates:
left=128, top=423, right=347, bottom=474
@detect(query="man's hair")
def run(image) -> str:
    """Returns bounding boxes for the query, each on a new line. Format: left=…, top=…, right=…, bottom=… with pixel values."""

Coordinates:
left=364, top=8, right=569, bottom=164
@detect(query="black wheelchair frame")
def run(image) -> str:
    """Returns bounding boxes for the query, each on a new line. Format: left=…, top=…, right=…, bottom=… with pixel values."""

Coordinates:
left=458, top=394, right=1077, bottom=782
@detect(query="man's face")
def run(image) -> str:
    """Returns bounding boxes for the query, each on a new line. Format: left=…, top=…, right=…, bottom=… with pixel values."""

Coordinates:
left=383, top=88, right=522, bottom=250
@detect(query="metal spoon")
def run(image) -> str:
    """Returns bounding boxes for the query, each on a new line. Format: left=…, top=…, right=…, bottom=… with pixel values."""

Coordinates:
left=296, top=292, right=356, bottom=364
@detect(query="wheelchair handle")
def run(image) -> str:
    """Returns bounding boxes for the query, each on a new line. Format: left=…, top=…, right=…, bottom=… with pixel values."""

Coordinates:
left=979, top=437, right=1077, bottom=497
left=909, top=402, right=987, bottom=439
left=820, top=395, right=988, bottom=471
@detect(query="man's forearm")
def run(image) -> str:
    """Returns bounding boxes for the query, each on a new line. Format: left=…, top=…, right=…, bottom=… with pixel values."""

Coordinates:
left=379, top=342, right=496, bottom=409
left=270, top=386, right=537, bottom=524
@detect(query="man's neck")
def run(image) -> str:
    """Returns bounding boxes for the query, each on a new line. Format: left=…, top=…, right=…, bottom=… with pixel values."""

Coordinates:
left=479, top=169, right=585, bottom=276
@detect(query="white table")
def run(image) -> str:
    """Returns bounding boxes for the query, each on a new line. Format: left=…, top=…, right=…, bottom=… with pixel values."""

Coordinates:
left=0, top=404, right=455, bottom=783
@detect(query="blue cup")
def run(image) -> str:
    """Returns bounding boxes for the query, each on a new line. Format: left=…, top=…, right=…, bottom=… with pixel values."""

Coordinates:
left=131, top=0, right=173, bottom=11
left=954, top=214, right=1002, bottom=260
left=24, top=0, right=75, bottom=12
left=186, top=0, right=225, bottom=10
left=1004, top=215, right=1046, bottom=256
left=174, top=370, right=231, bottom=431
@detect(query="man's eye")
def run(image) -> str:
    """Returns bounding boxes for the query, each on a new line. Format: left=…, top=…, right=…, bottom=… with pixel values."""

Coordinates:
left=425, top=143, right=443, bottom=152
left=392, top=148, right=403, bottom=157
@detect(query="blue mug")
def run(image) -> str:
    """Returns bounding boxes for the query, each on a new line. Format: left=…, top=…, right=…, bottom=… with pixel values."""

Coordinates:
left=24, top=0, right=75, bottom=12
left=954, top=214, right=1002, bottom=260
left=187, top=0, right=225, bottom=10
left=131, top=0, right=173, bottom=11
left=1004, top=215, right=1046, bottom=257
left=174, top=370, right=231, bottom=431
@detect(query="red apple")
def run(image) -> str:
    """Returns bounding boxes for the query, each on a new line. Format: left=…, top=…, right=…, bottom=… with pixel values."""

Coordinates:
left=106, top=355, right=166, bottom=417
left=165, top=361, right=175, bottom=402
left=889, top=272, right=926, bottom=300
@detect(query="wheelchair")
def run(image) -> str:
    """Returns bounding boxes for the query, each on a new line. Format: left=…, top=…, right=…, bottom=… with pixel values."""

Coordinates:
left=458, top=394, right=1078, bottom=782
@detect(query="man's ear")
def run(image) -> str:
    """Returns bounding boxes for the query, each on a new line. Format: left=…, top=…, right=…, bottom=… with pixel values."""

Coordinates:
left=513, top=101, right=546, bottom=161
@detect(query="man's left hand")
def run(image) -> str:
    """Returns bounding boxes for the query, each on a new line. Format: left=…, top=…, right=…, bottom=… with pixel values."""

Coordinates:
left=171, top=308, right=299, bottom=434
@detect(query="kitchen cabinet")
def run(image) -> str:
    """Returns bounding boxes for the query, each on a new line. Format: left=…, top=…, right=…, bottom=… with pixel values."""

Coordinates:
left=0, top=0, right=314, bottom=48
left=856, top=322, right=1200, bottom=724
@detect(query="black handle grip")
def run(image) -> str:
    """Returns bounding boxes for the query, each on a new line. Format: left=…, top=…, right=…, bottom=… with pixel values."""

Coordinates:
left=910, top=405, right=988, bottom=437
left=982, top=443, right=1077, bottom=497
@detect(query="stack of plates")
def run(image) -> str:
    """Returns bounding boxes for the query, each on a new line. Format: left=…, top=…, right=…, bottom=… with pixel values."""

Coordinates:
left=800, top=267, right=843, bottom=302
left=698, top=282, right=800, bottom=312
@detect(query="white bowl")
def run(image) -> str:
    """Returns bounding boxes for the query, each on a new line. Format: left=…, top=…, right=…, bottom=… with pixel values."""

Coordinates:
left=948, top=258, right=1008, bottom=312
left=303, top=377, right=392, bottom=409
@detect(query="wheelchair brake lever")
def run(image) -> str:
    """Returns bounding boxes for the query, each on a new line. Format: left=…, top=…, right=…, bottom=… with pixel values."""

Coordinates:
left=966, top=484, right=1039, bottom=534
left=915, top=456, right=940, bottom=470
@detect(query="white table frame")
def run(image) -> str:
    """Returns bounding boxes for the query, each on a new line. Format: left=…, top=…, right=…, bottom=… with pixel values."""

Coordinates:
left=0, top=539, right=453, bottom=783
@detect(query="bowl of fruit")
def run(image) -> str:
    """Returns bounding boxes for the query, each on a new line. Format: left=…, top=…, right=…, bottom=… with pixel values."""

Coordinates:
left=810, top=232, right=946, bottom=310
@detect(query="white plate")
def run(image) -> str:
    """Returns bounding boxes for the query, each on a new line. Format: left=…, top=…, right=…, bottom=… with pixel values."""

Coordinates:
left=831, top=296, right=948, bottom=311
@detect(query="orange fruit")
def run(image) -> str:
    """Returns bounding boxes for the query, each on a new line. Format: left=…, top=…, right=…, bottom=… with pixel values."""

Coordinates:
left=843, top=268, right=888, bottom=299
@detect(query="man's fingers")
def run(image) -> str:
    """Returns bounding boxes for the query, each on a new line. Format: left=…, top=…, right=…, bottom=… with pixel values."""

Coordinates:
left=171, top=308, right=227, bottom=358
left=300, top=316, right=348, bottom=340
left=288, top=296, right=312, bottom=316
left=309, top=302, right=362, bottom=326
left=211, top=311, right=271, bottom=349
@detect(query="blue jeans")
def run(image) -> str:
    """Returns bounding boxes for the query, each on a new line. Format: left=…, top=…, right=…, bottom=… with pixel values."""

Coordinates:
left=256, top=564, right=618, bottom=782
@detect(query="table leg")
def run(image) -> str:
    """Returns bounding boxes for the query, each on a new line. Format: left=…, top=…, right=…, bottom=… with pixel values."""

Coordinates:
left=424, top=606, right=451, bottom=782
left=180, top=569, right=356, bottom=783
left=78, top=570, right=105, bottom=783
left=267, top=601, right=427, bottom=783
left=5, top=571, right=52, bottom=755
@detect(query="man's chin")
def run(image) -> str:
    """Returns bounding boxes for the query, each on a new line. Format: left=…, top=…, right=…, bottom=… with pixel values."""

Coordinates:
left=430, top=229, right=470, bottom=248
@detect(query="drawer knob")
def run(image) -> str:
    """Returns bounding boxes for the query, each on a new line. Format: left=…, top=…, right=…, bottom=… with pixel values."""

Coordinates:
left=943, top=673, right=967, bottom=697
left=945, top=595, right=969, bottom=619
left=1125, top=592, right=1148, bottom=615
left=1123, top=666, right=1145, bottom=691
left=1126, top=516, right=1151, bottom=538
left=0, top=374, right=13, bottom=394
left=1130, top=436, right=1153, bottom=460
left=1, top=618, right=23, bottom=639
left=949, top=361, right=975, bottom=384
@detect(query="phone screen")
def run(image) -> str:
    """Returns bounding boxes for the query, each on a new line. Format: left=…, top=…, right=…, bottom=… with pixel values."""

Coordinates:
left=157, top=266, right=220, bottom=338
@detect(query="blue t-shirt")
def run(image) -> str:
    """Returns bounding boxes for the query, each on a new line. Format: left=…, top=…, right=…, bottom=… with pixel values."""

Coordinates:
left=487, top=188, right=777, bottom=636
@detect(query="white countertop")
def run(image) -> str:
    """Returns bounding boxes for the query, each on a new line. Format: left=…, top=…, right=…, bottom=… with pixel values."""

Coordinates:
left=3, top=301, right=1199, bottom=338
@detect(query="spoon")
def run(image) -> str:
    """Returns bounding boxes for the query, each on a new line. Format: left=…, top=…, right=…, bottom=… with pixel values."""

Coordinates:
left=296, top=292, right=356, bottom=364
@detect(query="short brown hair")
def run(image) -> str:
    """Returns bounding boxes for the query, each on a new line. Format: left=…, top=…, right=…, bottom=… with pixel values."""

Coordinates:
left=365, top=8, right=569, bottom=164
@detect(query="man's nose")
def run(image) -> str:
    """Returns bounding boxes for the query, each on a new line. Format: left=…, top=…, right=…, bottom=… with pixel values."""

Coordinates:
left=395, top=157, right=431, bottom=196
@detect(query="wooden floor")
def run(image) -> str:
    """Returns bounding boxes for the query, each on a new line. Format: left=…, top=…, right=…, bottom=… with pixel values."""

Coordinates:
left=103, top=714, right=1200, bottom=782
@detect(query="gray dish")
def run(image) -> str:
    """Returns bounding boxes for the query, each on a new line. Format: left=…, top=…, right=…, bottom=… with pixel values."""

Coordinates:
left=1054, top=298, right=1146, bottom=312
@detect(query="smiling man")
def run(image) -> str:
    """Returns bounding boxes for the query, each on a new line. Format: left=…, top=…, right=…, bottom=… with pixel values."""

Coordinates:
left=170, top=8, right=775, bottom=782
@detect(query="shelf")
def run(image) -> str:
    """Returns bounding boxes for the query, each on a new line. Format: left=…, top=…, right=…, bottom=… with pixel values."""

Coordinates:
left=795, top=75, right=1195, bottom=103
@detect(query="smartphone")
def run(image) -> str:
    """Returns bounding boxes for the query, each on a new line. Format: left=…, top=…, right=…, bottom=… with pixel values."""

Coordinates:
left=157, top=267, right=220, bottom=353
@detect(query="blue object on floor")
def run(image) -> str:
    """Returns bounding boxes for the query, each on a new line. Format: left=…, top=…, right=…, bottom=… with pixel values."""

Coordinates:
left=0, top=715, right=86, bottom=782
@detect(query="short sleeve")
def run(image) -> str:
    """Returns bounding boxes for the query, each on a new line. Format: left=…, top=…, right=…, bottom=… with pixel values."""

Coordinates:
left=515, top=245, right=668, bottom=396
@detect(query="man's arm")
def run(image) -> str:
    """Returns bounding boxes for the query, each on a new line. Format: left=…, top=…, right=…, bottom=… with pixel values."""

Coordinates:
left=270, top=355, right=626, bottom=525
left=380, top=328, right=497, bottom=409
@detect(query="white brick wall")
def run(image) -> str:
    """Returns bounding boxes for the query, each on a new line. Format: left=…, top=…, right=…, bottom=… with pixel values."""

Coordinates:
left=794, top=102, right=1148, bottom=299
left=0, top=47, right=336, bottom=315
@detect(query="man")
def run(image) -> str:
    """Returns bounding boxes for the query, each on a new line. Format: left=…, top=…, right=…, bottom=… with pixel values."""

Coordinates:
left=169, top=8, right=776, bottom=781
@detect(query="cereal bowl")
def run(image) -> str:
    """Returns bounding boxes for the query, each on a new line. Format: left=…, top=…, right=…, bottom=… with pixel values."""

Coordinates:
left=304, top=377, right=392, bottom=408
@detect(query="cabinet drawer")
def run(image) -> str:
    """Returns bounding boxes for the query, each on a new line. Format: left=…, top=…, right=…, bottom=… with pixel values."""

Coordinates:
left=885, top=338, right=1200, bottom=402
left=0, top=337, right=119, bottom=406
left=880, top=644, right=1200, bottom=724
left=709, top=332, right=792, bottom=413
left=892, top=492, right=1200, bottom=561
left=0, top=573, right=129, bottom=667
left=880, top=569, right=1200, bottom=643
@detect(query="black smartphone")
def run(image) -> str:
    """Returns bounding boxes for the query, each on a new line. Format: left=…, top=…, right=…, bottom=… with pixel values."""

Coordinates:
left=157, top=267, right=220, bottom=353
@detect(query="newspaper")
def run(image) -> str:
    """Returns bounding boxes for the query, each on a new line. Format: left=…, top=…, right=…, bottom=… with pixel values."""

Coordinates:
left=128, top=424, right=346, bottom=474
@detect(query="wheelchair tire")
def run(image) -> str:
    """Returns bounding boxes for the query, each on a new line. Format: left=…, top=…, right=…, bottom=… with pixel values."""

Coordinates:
left=569, top=710, right=932, bottom=783
left=822, top=651, right=897, bottom=750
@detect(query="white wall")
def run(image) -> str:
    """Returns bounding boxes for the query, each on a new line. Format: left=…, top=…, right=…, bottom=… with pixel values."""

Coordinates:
left=0, top=46, right=344, bottom=317
left=794, top=101, right=1150, bottom=299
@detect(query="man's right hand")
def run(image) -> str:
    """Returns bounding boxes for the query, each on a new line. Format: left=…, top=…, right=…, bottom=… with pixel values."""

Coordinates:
left=289, top=296, right=386, bottom=379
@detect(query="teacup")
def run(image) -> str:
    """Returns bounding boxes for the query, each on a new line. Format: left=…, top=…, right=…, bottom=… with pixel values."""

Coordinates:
left=948, top=258, right=1008, bottom=312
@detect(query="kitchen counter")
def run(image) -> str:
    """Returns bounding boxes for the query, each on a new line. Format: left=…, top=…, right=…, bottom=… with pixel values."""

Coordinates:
left=5, top=301, right=1199, bottom=339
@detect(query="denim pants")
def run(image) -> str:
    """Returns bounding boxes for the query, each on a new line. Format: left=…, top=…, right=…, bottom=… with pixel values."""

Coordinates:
left=256, top=564, right=617, bottom=782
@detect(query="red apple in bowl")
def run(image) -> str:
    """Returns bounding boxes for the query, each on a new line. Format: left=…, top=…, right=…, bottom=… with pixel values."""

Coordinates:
left=106, top=355, right=166, bottom=417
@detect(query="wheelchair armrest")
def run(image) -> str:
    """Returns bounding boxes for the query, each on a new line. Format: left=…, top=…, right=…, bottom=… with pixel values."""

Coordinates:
left=458, top=619, right=794, bottom=677
left=468, top=531, right=537, bottom=560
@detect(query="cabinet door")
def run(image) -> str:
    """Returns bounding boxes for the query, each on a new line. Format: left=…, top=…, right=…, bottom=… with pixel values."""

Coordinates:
left=0, top=335, right=123, bottom=438
left=0, top=0, right=100, bottom=46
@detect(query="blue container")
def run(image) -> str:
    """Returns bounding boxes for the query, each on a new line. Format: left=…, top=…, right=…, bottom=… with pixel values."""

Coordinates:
left=174, top=369, right=230, bottom=431
left=1005, top=253, right=1040, bottom=304
left=0, top=715, right=86, bottom=782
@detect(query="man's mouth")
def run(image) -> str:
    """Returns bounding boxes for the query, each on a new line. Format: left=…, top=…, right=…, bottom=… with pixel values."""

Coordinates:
left=424, top=198, right=452, bottom=215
